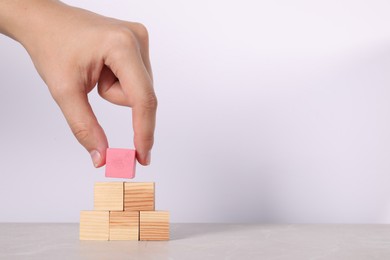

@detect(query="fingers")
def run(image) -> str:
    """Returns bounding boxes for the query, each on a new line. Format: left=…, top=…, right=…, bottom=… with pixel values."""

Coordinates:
left=52, top=84, right=108, bottom=168
left=98, top=65, right=128, bottom=106
left=102, top=30, right=157, bottom=165
left=132, top=92, right=157, bottom=166
left=119, top=57, right=157, bottom=166
left=126, top=60, right=157, bottom=166
left=127, top=22, right=153, bottom=82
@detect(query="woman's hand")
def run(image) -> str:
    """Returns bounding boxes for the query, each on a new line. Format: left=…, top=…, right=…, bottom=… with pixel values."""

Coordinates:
left=0, top=0, right=157, bottom=167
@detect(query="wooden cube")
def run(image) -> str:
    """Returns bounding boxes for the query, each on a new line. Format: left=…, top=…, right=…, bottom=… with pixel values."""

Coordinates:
left=140, top=211, right=170, bottom=241
left=124, top=182, right=155, bottom=211
left=80, top=211, right=109, bottom=240
left=109, top=211, right=139, bottom=241
left=94, top=182, right=124, bottom=211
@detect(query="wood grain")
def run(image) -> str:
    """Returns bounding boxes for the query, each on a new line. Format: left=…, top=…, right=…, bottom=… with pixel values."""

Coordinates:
left=109, top=211, right=139, bottom=241
left=80, top=211, right=109, bottom=240
left=94, top=182, right=124, bottom=211
left=140, top=211, right=169, bottom=241
left=124, top=182, right=155, bottom=211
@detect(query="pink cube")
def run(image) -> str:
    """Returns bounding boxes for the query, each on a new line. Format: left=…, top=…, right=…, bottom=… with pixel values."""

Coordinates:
left=105, top=148, right=136, bottom=179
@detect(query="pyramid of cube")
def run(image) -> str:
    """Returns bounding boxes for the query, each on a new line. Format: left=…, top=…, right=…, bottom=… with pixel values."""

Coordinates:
left=79, top=182, right=169, bottom=241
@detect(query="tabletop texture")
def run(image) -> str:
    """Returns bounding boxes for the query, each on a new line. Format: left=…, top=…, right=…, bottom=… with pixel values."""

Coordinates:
left=1, top=223, right=390, bottom=260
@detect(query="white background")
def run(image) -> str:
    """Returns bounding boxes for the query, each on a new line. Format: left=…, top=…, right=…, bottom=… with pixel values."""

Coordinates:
left=1, top=0, right=390, bottom=223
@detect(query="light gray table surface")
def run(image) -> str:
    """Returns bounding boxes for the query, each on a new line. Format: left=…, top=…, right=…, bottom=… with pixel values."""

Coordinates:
left=1, top=223, right=390, bottom=260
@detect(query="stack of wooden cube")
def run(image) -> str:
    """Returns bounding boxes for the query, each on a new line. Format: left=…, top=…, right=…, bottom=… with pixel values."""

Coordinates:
left=79, top=182, right=169, bottom=241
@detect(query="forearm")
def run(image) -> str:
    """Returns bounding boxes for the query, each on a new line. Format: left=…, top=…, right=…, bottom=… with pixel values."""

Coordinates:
left=0, top=0, right=68, bottom=45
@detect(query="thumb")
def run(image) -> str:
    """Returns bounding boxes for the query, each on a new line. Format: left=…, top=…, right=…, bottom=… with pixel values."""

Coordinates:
left=53, top=86, right=108, bottom=168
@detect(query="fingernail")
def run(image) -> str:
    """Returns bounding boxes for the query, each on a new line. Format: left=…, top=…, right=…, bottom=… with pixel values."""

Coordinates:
left=145, top=151, right=151, bottom=165
left=90, top=150, right=101, bottom=168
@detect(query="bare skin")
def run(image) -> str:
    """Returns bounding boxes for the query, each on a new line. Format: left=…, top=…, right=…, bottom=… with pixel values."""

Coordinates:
left=0, top=0, right=157, bottom=167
